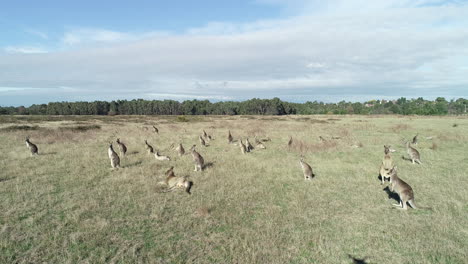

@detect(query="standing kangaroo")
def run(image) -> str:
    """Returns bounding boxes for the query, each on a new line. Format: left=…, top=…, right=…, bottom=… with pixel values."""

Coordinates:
left=25, top=137, right=38, bottom=156
left=388, top=166, right=417, bottom=210
left=406, top=141, right=422, bottom=164
left=175, top=143, right=185, bottom=156
left=190, top=145, right=205, bottom=171
left=379, top=145, right=394, bottom=184
left=300, top=156, right=315, bottom=180
left=108, top=143, right=120, bottom=169
left=228, top=130, right=233, bottom=144
left=116, top=138, right=127, bottom=156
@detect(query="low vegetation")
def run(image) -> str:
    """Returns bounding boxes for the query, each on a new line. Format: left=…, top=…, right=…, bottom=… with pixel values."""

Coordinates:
left=1, top=97, right=467, bottom=115
left=0, top=115, right=467, bottom=263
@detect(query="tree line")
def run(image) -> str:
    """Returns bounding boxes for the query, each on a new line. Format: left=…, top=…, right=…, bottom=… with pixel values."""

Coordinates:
left=1, top=97, right=467, bottom=116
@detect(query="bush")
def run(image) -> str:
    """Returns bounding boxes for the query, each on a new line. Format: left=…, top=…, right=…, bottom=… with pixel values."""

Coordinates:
left=176, top=116, right=189, bottom=122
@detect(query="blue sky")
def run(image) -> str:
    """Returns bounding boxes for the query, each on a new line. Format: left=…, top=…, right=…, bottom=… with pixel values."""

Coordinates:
left=1, top=0, right=468, bottom=106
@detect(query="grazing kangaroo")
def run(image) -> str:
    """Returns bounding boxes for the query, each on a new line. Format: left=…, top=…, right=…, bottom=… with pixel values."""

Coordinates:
left=379, top=145, right=395, bottom=184
left=154, top=151, right=170, bottom=161
left=228, top=130, right=233, bottom=144
left=144, top=140, right=154, bottom=154
left=25, top=137, right=38, bottom=156
left=199, top=135, right=206, bottom=146
left=175, top=143, right=185, bottom=156
left=319, top=136, right=327, bottom=142
left=116, top=138, right=127, bottom=156
left=159, top=167, right=193, bottom=194
left=254, top=137, right=266, bottom=149
left=153, top=125, right=159, bottom=134
left=190, top=145, right=204, bottom=171
left=406, top=141, right=422, bottom=164
left=300, top=156, right=315, bottom=180
left=388, top=166, right=417, bottom=210
left=246, top=138, right=254, bottom=152
left=412, top=133, right=418, bottom=145
left=108, top=143, right=120, bottom=169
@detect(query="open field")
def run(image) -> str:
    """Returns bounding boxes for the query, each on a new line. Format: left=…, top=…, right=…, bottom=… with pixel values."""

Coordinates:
left=0, top=115, right=467, bottom=263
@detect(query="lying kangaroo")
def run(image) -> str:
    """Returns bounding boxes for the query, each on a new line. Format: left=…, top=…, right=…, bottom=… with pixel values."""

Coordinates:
left=158, top=167, right=193, bottom=194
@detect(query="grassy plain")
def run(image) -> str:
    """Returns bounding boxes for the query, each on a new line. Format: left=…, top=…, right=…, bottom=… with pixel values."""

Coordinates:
left=0, top=115, right=467, bottom=263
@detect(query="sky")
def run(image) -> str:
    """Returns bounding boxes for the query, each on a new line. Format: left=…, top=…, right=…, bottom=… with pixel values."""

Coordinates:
left=1, top=0, right=468, bottom=106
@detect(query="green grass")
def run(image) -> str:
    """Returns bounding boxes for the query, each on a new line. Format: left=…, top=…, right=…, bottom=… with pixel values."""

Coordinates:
left=0, top=115, right=467, bottom=263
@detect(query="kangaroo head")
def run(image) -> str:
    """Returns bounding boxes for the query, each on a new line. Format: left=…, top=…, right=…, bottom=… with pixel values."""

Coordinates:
left=384, top=145, right=390, bottom=154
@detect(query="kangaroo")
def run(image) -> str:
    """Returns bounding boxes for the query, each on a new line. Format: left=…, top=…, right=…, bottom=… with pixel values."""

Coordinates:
left=153, top=125, right=159, bottom=134
left=199, top=135, right=206, bottom=146
left=144, top=140, right=154, bottom=154
left=406, top=141, right=422, bottom=164
left=25, top=137, right=38, bottom=156
left=319, top=136, right=327, bottom=142
left=300, top=156, right=315, bottom=180
left=175, top=143, right=185, bottom=156
left=190, top=145, right=204, bottom=171
left=228, top=130, right=233, bottom=144
left=154, top=151, right=170, bottom=161
left=254, top=137, right=266, bottom=148
left=256, top=142, right=266, bottom=149
left=159, top=167, right=193, bottom=194
left=108, top=143, right=120, bottom=169
left=116, top=138, right=127, bottom=156
left=246, top=138, right=254, bottom=152
left=388, top=166, right=417, bottom=210
left=412, top=133, right=418, bottom=145
left=288, top=136, right=293, bottom=149
left=379, top=145, right=395, bottom=184
left=239, top=139, right=247, bottom=154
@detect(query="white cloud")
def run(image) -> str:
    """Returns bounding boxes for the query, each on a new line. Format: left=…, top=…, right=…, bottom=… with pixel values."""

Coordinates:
left=61, top=28, right=170, bottom=46
left=3, top=46, right=48, bottom=54
left=25, top=29, right=48, bottom=39
left=1, top=0, right=468, bottom=105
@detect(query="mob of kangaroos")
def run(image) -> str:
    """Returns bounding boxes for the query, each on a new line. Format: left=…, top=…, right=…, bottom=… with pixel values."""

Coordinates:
left=93, top=123, right=428, bottom=211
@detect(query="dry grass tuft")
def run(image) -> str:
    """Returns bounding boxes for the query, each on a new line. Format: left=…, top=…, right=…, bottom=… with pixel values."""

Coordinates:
left=193, top=207, right=212, bottom=218
left=290, top=138, right=339, bottom=154
left=390, top=123, right=411, bottom=132
left=58, top=124, right=101, bottom=132
left=0, top=125, right=42, bottom=131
